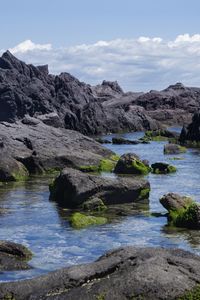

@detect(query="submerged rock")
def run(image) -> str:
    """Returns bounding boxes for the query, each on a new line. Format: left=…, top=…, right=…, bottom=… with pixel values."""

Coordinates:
left=151, top=162, right=177, bottom=174
left=112, top=137, right=140, bottom=145
left=0, top=240, right=32, bottom=271
left=1, top=247, right=200, bottom=299
left=160, top=193, right=200, bottom=229
left=49, top=167, right=150, bottom=208
left=164, top=143, right=187, bottom=154
left=114, top=153, right=150, bottom=175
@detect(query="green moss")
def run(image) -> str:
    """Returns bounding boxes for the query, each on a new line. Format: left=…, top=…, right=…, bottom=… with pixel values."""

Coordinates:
left=3, top=294, right=16, bottom=300
left=169, top=202, right=199, bottom=228
left=11, top=165, right=29, bottom=181
left=138, top=188, right=150, bottom=200
left=167, top=165, right=177, bottom=173
left=79, top=165, right=99, bottom=172
left=178, top=146, right=187, bottom=153
left=96, top=294, right=105, bottom=300
left=110, top=154, right=120, bottom=161
left=45, top=167, right=61, bottom=174
left=82, top=198, right=107, bottom=212
left=69, top=212, right=108, bottom=229
left=79, top=155, right=120, bottom=173
left=177, top=285, right=200, bottom=299
left=131, top=160, right=150, bottom=175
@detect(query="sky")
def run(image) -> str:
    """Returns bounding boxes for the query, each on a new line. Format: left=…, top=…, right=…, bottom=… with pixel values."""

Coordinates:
left=1, top=0, right=200, bottom=91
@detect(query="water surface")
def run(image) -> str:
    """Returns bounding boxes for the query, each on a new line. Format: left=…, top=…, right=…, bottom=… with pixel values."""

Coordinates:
left=1, top=129, right=200, bottom=281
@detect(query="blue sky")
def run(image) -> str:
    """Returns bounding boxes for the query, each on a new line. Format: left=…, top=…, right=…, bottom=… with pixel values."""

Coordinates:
left=1, top=0, right=200, bottom=91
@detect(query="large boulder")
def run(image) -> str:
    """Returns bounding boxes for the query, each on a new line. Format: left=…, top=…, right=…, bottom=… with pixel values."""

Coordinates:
left=1, top=247, right=200, bottom=299
left=0, top=240, right=32, bottom=271
left=0, top=121, right=113, bottom=180
left=160, top=193, right=200, bottom=229
left=49, top=167, right=150, bottom=208
left=160, top=193, right=193, bottom=211
left=114, top=153, right=150, bottom=175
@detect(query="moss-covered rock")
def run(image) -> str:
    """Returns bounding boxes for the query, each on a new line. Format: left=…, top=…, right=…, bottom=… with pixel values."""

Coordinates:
left=114, top=153, right=150, bottom=175
left=178, top=285, right=200, bottom=300
left=69, top=212, right=108, bottom=229
left=0, top=158, right=29, bottom=182
left=142, top=129, right=179, bottom=143
left=169, top=203, right=200, bottom=229
left=160, top=193, right=200, bottom=229
left=138, top=188, right=150, bottom=200
left=79, top=155, right=120, bottom=173
left=151, top=162, right=177, bottom=174
left=164, top=143, right=187, bottom=154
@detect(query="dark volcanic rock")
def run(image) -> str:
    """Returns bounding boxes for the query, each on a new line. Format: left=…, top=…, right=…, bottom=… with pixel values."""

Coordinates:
left=1, top=247, right=200, bottom=299
left=160, top=193, right=200, bottom=229
left=160, top=193, right=193, bottom=211
left=0, top=240, right=32, bottom=271
left=151, top=162, right=176, bottom=174
left=180, top=111, right=200, bottom=144
left=50, top=167, right=150, bottom=208
left=114, top=153, right=150, bottom=175
left=2, top=51, right=198, bottom=136
left=0, top=121, right=113, bottom=179
left=112, top=137, right=140, bottom=144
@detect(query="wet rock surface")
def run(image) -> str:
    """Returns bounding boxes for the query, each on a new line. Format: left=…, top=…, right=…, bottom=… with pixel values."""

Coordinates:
left=114, top=153, right=150, bottom=175
left=50, top=167, right=150, bottom=208
left=0, top=121, right=113, bottom=180
left=0, top=241, right=32, bottom=271
left=1, top=247, right=200, bottom=299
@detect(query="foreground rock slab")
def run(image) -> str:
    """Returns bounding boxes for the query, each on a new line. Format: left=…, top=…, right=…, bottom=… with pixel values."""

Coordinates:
left=0, top=240, right=32, bottom=271
left=1, top=247, right=200, bottom=299
left=50, top=167, right=150, bottom=208
left=0, top=121, right=113, bottom=181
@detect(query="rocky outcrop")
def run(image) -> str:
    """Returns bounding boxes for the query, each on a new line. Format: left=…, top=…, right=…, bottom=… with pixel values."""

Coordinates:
left=1, top=247, right=200, bottom=299
left=180, top=111, right=200, bottom=146
left=49, top=167, right=150, bottom=208
left=0, top=240, right=32, bottom=271
left=0, top=121, right=113, bottom=180
left=1, top=51, right=200, bottom=136
left=114, top=153, right=150, bottom=175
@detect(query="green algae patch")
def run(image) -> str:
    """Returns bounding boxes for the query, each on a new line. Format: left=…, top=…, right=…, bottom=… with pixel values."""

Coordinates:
left=11, top=165, right=29, bottom=182
left=169, top=202, right=200, bottom=229
left=79, top=155, right=120, bottom=173
left=79, top=165, right=99, bottom=172
left=169, top=157, right=184, bottom=161
left=130, top=160, right=150, bottom=175
left=138, top=188, right=150, bottom=200
left=167, top=165, right=177, bottom=173
left=69, top=212, right=108, bottom=229
left=177, top=285, right=200, bottom=300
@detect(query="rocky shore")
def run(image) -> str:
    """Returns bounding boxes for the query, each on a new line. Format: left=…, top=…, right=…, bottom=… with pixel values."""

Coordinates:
left=1, top=246, right=200, bottom=299
left=1, top=50, right=200, bottom=299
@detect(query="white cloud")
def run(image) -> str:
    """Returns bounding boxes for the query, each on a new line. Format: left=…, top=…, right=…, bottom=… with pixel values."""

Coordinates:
left=4, top=34, right=200, bottom=91
left=9, top=40, right=52, bottom=54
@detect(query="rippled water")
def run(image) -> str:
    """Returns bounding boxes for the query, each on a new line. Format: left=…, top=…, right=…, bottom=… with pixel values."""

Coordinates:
left=1, top=128, right=200, bottom=282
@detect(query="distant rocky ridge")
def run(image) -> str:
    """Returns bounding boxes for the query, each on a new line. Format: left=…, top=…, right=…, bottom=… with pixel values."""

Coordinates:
left=1, top=51, right=200, bottom=135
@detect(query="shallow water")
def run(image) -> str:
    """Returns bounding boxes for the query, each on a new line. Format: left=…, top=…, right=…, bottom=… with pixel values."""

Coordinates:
left=1, top=128, right=200, bottom=282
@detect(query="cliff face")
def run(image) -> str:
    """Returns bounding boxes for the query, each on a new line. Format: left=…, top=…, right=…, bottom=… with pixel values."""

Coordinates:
left=0, top=51, right=200, bottom=135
